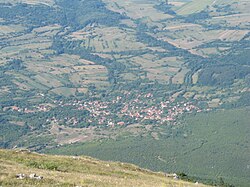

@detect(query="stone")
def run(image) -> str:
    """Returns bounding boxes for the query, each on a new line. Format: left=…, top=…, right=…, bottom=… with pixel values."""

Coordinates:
left=29, top=173, right=43, bottom=180
left=16, top=174, right=26, bottom=180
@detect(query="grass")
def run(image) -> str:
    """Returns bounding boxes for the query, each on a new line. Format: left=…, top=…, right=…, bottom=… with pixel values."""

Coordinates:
left=175, top=0, right=215, bottom=15
left=120, top=55, right=185, bottom=83
left=50, top=87, right=76, bottom=97
left=172, top=67, right=190, bottom=84
left=104, top=0, right=173, bottom=21
left=0, top=149, right=210, bottom=187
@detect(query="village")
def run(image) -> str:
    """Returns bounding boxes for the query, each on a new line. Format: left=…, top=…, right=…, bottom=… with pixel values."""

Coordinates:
left=2, top=91, right=208, bottom=128
left=72, top=92, right=203, bottom=127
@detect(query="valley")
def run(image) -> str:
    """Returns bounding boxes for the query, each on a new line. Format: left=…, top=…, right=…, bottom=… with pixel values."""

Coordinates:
left=0, top=0, right=250, bottom=186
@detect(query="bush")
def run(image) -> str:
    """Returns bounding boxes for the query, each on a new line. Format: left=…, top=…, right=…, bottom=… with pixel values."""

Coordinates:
left=27, top=161, right=59, bottom=171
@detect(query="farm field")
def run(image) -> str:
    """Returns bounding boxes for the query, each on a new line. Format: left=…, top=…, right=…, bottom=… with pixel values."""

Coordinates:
left=103, top=0, right=173, bottom=21
left=0, top=23, right=110, bottom=97
left=175, top=0, right=215, bottom=15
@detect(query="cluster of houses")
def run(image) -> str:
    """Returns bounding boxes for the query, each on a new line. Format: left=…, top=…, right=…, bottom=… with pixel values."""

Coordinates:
left=3, top=104, right=52, bottom=113
left=2, top=92, right=206, bottom=127
left=50, top=92, right=203, bottom=127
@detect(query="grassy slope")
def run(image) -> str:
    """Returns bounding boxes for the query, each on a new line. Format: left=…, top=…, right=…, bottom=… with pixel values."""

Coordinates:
left=0, top=149, right=210, bottom=187
left=45, top=108, right=250, bottom=187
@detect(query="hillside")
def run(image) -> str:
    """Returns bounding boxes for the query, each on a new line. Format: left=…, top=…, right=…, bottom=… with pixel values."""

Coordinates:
left=1, top=0, right=249, bottom=154
left=0, top=0, right=249, bottom=187
left=0, top=149, right=210, bottom=187
left=46, top=107, right=250, bottom=187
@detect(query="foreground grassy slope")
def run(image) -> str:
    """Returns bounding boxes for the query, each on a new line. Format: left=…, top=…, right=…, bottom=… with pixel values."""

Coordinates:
left=0, top=149, right=209, bottom=187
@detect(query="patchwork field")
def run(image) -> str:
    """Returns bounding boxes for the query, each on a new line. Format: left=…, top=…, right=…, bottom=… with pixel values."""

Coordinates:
left=73, top=26, right=146, bottom=53
left=0, top=23, right=110, bottom=96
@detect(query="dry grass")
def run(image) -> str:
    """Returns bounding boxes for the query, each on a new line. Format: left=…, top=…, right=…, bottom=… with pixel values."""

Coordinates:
left=208, top=98, right=221, bottom=108
left=172, top=67, right=190, bottom=84
left=192, top=70, right=201, bottom=84
left=0, top=149, right=211, bottom=187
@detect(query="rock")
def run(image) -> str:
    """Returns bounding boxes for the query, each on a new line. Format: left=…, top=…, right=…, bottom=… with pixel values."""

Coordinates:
left=173, top=176, right=179, bottom=180
left=29, top=173, right=36, bottom=178
left=16, top=173, right=26, bottom=179
left=173, top=173, right=179, bottom=180
left=29, top=173, right=43, bottom=180
left=36, top=176, right=43, bottom=180
left=72, top=156, right=80, bottom=160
